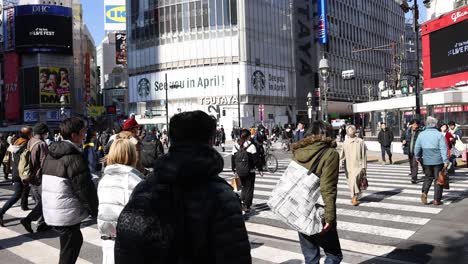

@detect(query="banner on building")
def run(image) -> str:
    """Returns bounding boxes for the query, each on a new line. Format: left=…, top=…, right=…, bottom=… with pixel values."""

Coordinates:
left=4, top=7, right=15, bottom=50
left=39, top=67, right=71, bottom=105
left=0, top=1, right=4, bottom=44
left=317, top=0, right=328, bottom=44
left=104, top=0, right=126, bottom=31
left=87, top=106, right=106, bottom=118
left=115, top=33, right=127, bottom=65
left=4, top=52, right=21, bottom=120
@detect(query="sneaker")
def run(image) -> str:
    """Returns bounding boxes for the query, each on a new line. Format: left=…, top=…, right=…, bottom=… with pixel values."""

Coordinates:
left=421, top=193, right=428, bottom=205
left=433, top=200, right=443, bottom=206
left=20, top=218, right=34, bottom=233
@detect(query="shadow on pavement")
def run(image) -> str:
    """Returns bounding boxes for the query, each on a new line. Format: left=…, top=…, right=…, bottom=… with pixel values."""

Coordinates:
left=359, top=189, right=403, bottom=203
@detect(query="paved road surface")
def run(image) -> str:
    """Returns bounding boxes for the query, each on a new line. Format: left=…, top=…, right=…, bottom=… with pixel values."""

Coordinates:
left=1, top=147, right=468, bottom=263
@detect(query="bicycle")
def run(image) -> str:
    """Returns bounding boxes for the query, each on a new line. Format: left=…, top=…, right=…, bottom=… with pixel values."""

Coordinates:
left=262, top=140, right=278, bottom=173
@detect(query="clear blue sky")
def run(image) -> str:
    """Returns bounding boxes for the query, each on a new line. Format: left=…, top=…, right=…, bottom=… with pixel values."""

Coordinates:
left=81, top=0, right=428, bottom=47
left=82, top=0, right=105, bottom=46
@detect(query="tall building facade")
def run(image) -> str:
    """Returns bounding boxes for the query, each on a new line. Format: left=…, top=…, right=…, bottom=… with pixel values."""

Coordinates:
left=0, top=0, right=98, bottom=127
left=126, top=0, right=405, bottom=133
left=127, top=0, right=295, bottom=133
left=323, top=0, right=405, bottom=104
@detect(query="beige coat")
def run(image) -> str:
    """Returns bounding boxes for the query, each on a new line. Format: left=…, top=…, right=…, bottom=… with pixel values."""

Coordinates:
left=340, top=137, right=367, bottom=197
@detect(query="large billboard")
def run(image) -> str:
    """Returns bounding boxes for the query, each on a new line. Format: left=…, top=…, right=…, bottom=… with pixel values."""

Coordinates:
left=422, top=6, right=468, bottom=90
left=105, top=0, right=126, bottom=31
left=4, top=53, right=21, bottom=121
left=115, top=33, right=127, bottom=65
left=14, top=5, right=73, bottom=54
left=4, top=7, right=15, bottom=50
left=39, top=67, right=71, bottom=105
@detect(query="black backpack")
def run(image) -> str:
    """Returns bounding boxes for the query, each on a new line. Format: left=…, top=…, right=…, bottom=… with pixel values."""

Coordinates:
left=234, top=144, right=253, bottom=176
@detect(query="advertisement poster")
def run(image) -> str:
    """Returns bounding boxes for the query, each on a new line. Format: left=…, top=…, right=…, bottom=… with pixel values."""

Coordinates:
left=115, top=33, right=127, bottom=65
left=39, top=67, right=71, bottom=105
left=104, top=0, right=126, bottom=31
left=4, top=7, right=15, bottom=50
left=4, top=52, right=21, bottom=120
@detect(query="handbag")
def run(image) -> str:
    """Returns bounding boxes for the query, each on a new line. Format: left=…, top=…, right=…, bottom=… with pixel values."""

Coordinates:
left=267, top=148, right=329, bottom=236
left=437, top=168, right=450, bottom=190
left=360, top=169, right=369, bottom=190
left=453, top=136, right=466, bottom=157
left=231, top=175, right=242, bottom=192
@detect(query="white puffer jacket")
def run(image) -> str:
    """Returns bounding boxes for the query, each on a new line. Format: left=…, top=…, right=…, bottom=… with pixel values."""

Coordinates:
left=97, top=164, right=143, bottom=238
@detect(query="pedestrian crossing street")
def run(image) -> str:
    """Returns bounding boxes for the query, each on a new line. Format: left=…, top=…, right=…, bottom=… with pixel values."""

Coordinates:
left=0, top=161, right=467, bottom=263
left=218, top=160, right=468, bottom=264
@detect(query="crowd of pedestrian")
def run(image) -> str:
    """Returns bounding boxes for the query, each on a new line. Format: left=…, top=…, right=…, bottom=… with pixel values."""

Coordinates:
left=0, top=112, right=465, bottom=264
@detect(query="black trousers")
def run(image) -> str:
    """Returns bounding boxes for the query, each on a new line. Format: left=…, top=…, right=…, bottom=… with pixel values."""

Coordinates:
left=239, top=172, right=256, bottom=209
left=25, top=185, right=45, bottom=226
left=408, top=154, right=419, bottom=181
left=380, top=145, right=392, bottom=162
left=21, top=184, right=30, bottom=209
left=422, top=164, right=444, bottom=202
left=53, top=224, right=83, bottom=264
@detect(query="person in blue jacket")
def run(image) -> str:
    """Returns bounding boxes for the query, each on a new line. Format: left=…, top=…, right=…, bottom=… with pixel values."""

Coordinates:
left=414, top=116, right=449, bottom=206
left=83, top=128, right=100, bottom=176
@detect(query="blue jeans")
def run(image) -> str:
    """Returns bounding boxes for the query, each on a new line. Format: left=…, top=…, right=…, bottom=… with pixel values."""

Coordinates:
left=298, top=224, right=343, bottom=264
left=0, top=182, right=24, bottom=216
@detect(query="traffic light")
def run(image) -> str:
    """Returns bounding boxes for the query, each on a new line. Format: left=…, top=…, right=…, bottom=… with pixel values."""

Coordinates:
left=400, top=78, right=409, bottom=95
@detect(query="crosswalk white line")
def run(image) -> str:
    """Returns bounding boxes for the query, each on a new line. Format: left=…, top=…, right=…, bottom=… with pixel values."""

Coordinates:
left=250, top=245, right=305, bottom=264
left=250, top=192, right=442, bottom=214
left=336, top=208, right=430, bottom=225
left=339, top=176, right=468, bottom=188
left=0, top=225, right=92, bottom=264
left=246, top=222, right=397, bottom=257
left=338, top=181, right=468, bottom=192
left=337, top=221, right=414, bottom=239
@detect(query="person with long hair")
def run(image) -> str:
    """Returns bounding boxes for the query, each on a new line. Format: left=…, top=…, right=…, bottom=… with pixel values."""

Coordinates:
left=232, top=129, right=258, bottom=213
left=98, top=138, right=143, bottom=264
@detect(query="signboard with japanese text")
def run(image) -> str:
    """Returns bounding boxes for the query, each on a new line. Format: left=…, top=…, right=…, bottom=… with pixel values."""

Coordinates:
left=4, top=52, right=21, bottom=120
left=115, top=33, right=127, bottom=65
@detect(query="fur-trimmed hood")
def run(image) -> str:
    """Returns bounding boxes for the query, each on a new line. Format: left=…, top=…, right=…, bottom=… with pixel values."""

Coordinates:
left=291, top=135, right=337, bottom=164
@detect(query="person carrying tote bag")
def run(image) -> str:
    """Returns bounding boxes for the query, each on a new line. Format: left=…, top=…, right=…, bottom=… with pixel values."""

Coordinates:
left=268, top=121, right=343, bottom=264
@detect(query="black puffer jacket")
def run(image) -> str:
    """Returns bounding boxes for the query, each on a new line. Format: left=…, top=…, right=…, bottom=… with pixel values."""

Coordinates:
left=378, top=128, right=394, bottom=147
left=42, top=140, right=98, bottom=226
left=115, top=143, right=251, bottom=264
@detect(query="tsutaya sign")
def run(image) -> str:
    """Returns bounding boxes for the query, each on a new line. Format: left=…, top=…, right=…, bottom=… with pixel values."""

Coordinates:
left=200, top=96, right=238, bottom=105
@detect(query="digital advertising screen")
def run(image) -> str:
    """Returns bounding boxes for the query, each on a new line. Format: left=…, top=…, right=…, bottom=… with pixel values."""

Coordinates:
left=14, top=5, right=73, bottom=54
left=115, top=33, right=127, bottom=65
left=429, top=20, right=468, bottom=78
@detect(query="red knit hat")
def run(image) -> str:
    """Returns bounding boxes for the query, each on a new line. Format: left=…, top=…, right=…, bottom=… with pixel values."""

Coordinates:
left=122, top=118, right=141, bottom=131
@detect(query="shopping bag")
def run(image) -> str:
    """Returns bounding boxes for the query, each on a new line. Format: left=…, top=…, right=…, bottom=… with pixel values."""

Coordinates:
left=267, top=160, right=325, bottom=236
left=231, top=176, right=242, bottom=192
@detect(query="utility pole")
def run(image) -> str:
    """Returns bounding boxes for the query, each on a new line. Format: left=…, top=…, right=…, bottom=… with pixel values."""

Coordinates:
left=413, top=2, right=421, bottom=119
left=165, top=73, right=169, bottom=130
left=237, top=78, right=241, bottom=128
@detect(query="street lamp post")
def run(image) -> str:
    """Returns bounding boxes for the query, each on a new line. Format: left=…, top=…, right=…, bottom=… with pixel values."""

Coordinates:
left=165, top=73, right=169, bottom=131
left=307, top=92, right=313, bottom=125
left=237, top=78, right=241, bottom=128
left=395, top=0, right=423, bottom=119
left=319, top=58, right=330, bottom=122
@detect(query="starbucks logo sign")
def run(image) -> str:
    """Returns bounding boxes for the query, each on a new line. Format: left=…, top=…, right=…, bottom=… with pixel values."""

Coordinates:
left=137, top=78, right=150, bottom=97
left=251, top=70, right=266, bottom=91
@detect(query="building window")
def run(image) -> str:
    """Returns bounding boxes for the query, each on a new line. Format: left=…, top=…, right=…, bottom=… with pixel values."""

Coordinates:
left=231, top=0, right=237, bottom=25
left=159, top=7, right=165, bottom=35
left=183, top=3, right=190, bottom=32
left=190, top=1, right=197, bottom=30
left=165, top=6, right=170, bottom=33
left=216, top=0, right=223, bottom=26
left=209, top=0, right=216, bottom=27
left=171, top=5, right=177, bottom=33
left=196, top=1, right=203, bottom=30
left=203, top=0, right=209, bottom=28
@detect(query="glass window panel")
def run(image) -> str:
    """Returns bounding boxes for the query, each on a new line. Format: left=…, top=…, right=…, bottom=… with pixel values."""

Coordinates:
left=202, top=0, right=209, bottom=28
left=171, top=5, right=177, bottom=33
left=190, top=2, right=197, bottom=29
left=209, top=0, right=216, bottom=27
left=216, top=0, right=223, bottom=26
left=165, top=6, right=170, bottom=33
left=177, top=4, right=183, bottom=32
left=159, top=8, right=165, bottom=35
left=153, top=7, right=159, bottom=37
left=224, top=0, right=230, bottom=25
left=183, top=3, right=189, bottom=32
left=230, top=0, right=237, bottom=25
left=196, top=1, right=202, bottom=29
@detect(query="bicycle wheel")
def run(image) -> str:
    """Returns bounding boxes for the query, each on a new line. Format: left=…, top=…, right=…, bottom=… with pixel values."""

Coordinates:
left=265, top=154, right=278, bottom=173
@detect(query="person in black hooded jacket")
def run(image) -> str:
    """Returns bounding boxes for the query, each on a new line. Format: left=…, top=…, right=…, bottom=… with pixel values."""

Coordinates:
left=115, top=111, right=251, bottom=264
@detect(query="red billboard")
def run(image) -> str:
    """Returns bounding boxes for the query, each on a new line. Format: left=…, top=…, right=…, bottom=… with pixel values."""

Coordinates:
left=4, top=52, right=21, bottom=121
left=421, top=6, right=468, bottom=90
